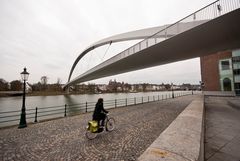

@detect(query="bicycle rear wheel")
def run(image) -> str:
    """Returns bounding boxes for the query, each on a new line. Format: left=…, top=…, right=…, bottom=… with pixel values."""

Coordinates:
left=105, top=117, right=115, bottom=131
left=85, top=126, right=98, bottom=140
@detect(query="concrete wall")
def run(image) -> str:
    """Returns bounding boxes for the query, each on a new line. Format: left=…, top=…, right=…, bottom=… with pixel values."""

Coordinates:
left=138, top=96, right=204, bottom=161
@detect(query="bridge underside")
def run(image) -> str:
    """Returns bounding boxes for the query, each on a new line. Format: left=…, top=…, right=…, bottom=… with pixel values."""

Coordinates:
left=67, top=9, right=240, bottom=86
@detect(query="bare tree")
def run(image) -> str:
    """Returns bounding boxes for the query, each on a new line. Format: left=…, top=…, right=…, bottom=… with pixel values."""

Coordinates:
left=55, top=78, right=62, bottom=92
left=56, top=78, right=61, bottom=85
left=10, top=80, right=22, bottom=91
left=0, top=78, right=9, bottom=91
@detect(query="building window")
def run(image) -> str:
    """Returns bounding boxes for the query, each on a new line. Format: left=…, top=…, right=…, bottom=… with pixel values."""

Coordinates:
left=221, top=60, right=230, bottom=70
left=233, top=69, right=240, bottom=75
left=223, top=78, right=232, bottom=91
left=232, top=56, right=240, bottom=62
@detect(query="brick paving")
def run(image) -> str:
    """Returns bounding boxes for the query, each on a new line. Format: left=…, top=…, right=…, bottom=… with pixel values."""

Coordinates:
left=0, top=95, right=196, bottom=161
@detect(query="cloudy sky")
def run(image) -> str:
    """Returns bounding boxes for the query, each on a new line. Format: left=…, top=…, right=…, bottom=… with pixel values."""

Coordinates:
left=0, top=0, right=214, bottom=85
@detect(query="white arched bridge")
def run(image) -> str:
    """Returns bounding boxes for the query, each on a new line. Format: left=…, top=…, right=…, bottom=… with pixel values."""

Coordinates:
left=65, top=0, right=240, bottom=88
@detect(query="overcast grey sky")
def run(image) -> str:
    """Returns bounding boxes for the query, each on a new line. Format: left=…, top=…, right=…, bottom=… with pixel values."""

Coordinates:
left=0, top=0, right=214, bottom=85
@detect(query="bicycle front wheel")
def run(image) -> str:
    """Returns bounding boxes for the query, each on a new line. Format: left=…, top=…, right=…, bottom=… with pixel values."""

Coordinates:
left=106, top=117, right=115, bottom=132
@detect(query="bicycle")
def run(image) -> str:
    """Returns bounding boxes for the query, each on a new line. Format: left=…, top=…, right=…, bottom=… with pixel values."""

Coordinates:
left=85, top=113, right=115, bottom=139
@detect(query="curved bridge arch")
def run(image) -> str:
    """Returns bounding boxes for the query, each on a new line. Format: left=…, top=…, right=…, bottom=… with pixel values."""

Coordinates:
left=67, top=21, right=206, bottom=84
left=65, top=0, right=240, bottom=88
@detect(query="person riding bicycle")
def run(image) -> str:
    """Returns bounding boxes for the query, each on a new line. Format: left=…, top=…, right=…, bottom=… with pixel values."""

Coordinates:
left=92, top=98, right=108, bottom=127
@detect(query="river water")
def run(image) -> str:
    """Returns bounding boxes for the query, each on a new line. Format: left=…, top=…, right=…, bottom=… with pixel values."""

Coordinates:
left=0, top=91, right=190, bottom=112
left=0, top=91, right=192, bottom=127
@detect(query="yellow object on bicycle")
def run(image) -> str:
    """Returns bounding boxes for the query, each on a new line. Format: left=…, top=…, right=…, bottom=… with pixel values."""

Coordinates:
left=88, top=120, right=98, bottom=133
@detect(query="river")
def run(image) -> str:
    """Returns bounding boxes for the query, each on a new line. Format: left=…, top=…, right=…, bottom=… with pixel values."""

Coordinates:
left=0, top=91, right=192, bottom=127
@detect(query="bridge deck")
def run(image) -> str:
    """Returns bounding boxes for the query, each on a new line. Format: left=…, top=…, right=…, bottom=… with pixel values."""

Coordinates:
left=67, top=8, right=240, bottom=86
left=0, top=95, right=197, bottom=161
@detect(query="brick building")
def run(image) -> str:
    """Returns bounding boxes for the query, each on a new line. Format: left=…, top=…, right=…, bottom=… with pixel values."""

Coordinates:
left=200, top=49, right=240, bottom=95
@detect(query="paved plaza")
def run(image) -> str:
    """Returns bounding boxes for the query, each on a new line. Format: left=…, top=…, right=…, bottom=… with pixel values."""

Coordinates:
left=205, top=96, right=240, bottom=161
left=0, top=95, right=196, bottom=161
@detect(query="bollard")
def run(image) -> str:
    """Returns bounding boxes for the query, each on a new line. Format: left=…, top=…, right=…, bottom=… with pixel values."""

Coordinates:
left=148, top=96, right=149, bottom=102
left=34, top=107, right=38, bottom=123
left=134, top=97, right=136, bottom=105
left=64, top=104, right=67, bottom=117
left=158, top=95, right=159, bottom=101
left=85, top=102, right=88, bottom=113
left=153, top=96, right=155, bottom=101
left=115, top=99, right=117, bottom=108
left=162, top=95, right=163, bottom=100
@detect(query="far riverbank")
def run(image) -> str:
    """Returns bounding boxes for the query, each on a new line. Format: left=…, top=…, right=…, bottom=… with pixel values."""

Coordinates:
left=0, top=90, right=189, bottom=97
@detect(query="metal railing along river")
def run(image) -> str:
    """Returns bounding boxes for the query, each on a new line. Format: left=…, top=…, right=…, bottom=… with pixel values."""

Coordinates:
left=0, top=92, right=193, bottom=128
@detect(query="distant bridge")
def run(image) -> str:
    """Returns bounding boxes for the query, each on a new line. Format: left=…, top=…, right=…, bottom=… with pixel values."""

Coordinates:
left=65, top=0, right=240, bottom=88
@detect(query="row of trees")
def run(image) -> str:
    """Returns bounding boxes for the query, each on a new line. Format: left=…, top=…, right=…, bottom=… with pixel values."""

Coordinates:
left=0, top=77, right=63, bottom=92
left=0, top=79, right=22, bottom=91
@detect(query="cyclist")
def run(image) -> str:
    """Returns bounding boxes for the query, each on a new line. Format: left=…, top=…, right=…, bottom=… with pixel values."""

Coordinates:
left=92, top=98, right=108, bottom=127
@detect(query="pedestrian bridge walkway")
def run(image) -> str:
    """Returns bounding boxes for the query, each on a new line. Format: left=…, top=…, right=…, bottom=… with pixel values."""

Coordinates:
left=65, top=0, right=240, bottom=87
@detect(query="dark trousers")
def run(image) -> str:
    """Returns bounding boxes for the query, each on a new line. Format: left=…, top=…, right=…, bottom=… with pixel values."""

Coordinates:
left=94, top=113, right=106, bottom=126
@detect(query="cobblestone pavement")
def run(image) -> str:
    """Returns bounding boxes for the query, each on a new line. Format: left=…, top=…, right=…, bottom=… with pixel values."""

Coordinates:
left=0, top=95, right=196, bottom=161
left=205, top=96, right=240, bottom=161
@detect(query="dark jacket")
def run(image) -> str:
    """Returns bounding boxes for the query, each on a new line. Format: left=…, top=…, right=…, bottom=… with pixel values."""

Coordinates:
left=93, top=102, right=108, bottom=120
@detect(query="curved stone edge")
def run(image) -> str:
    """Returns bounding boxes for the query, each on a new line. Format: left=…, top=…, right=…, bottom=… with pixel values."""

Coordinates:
left=138, top=96, right=204, bottom=161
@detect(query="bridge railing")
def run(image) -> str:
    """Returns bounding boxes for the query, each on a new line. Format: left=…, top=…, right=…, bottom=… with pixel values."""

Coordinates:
left=137, top=0, right=239, bottom=54
left=87, top=0, right=239, bottom=74
left=0, top=91, right=194, bottom=128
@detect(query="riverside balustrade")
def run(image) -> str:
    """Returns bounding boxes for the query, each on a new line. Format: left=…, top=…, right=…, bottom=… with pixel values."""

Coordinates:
left=0, top=92, right=193, bottom=128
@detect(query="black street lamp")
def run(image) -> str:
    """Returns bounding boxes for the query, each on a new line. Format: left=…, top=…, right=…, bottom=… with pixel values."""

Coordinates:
left=171, top=83, right=174, bottom=98
left=18, top=67, right=29, bottom=128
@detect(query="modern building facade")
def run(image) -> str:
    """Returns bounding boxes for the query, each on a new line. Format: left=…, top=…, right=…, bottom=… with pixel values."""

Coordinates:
left=200, top=49, right=240, bottom=95
left=232, top=50, right=240, bottom=94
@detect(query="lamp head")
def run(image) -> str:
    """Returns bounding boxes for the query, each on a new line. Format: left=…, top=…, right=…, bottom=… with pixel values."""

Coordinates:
left=21, top=67, right=29, bottom=81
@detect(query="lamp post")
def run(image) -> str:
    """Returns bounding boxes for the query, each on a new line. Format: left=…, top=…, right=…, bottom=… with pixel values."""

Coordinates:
left=171, top=83, right=174, bottom=98
left=18, top=67, right=29, bottom=128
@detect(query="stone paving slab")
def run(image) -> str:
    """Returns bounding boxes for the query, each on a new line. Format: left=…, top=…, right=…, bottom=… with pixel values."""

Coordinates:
left=205, top=96, right=240, bottom=161
left=0, top=95, right=197, bottom=161
left=138, top=96, right=204, bottom=161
